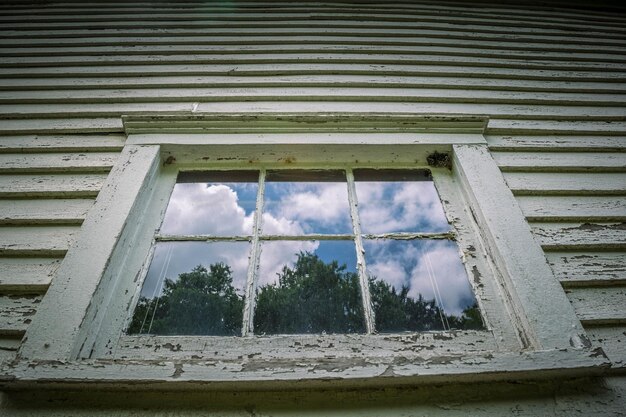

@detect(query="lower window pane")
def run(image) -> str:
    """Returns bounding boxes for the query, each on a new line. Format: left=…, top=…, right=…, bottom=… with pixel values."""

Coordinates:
left=363, top=239, right=484, bottom=332
left=254, top=240, right=365, bottom=335
left=128, top=241, right=250, bottom=336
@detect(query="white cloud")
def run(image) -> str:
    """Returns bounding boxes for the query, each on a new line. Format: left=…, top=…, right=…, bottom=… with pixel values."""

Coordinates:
left=161, top=183, right=254, bottom=236
left=356, top=182, right=449, bottom=234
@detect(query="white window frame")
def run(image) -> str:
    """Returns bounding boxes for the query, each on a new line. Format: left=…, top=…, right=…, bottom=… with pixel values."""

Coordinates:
left=7, top=114, right=608, bottom=389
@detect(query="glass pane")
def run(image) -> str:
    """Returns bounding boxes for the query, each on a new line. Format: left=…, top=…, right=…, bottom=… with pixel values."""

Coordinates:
left=128, top=241, right=250, bottom=336
left=262, top=170, right=352, bottom=235
left=160, top=171, right=258, bottom=236
left=254, top=240, right=365, bottom=334
left=364, top=239, right=483, bottom=332
left=354, top=169, right=450, bottom=234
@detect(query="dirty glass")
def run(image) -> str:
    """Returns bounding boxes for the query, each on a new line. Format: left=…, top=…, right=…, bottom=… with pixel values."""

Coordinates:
left=254, top=240, right=365, bottom=334
left=127, top=241, right=250, bottom=336
left=364, top=239, right=483, bottom=332
left=262, top=170, right=352, bottom=235
left=160, top=171, right=259, bottom=236
left=353, top=169, right=450, bottom=234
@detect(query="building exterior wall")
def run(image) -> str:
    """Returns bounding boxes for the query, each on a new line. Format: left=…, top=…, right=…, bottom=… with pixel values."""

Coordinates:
left=0, top=1, right=624, bottom=414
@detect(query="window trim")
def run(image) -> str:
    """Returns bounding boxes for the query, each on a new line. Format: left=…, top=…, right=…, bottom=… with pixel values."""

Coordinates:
left=8, top=113, right=608, bottom=389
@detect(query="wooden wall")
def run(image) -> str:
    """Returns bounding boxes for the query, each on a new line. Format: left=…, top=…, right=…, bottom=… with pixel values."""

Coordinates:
left=0, top=0, right=624, bottom=404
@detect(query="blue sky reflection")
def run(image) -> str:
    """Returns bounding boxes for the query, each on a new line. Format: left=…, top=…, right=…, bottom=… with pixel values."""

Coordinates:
left=355, top=181, right=450, bottom=234
left=363, top=239, right=476, bottom=317
left=140, top=241, right=250, bottom=299
left=160, top=182, right=257, bottom=236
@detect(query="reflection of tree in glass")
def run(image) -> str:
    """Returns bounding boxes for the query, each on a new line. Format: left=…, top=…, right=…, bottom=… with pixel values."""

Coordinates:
left=128, top=253, right=483, bottom=336
left=127, top=263, right=243, bottom=336
left=254, top=252, right=366, bottom=334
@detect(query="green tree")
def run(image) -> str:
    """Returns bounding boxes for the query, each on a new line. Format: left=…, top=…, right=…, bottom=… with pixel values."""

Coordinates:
left=128, top=263, right=244, bottom=336
left=254, top=252, right=366, bottom=334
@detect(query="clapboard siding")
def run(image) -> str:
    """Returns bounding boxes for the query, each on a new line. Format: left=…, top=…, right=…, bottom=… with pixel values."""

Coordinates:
left=0, top=0, right=624, bottom=380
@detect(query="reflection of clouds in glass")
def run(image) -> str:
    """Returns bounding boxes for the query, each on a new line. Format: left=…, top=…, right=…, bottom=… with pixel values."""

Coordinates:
left=140, top=241, right=250, bottom=299
left=364, top=239, right=475, bottom=316
left=161, top=183, right=256, bottom=236
left=356, top=182, right=450, bottom=233
left=263, top=182, right=352, bottom=234
left=258, top=240, right=358, bottom=286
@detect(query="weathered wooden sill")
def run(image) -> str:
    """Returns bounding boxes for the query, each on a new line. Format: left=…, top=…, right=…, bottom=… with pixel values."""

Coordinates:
left=0, top=347, right=610, bottom=391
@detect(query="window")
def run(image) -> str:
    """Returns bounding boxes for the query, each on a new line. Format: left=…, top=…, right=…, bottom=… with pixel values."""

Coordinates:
left=128, top=169, right=483, bottom=337
left=14, top=114, right=604, bottom=387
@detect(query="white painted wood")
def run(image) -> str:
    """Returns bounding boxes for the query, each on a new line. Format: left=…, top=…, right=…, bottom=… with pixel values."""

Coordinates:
left=547, top=252, right=626, bottom=285
left=1, top=347, right=609, bottom=389
left=0, top=153, right=117, bottom=173
left=494, top=152, right=626, bottom=172
left=3, top=75, right=626, bottom=93
left=2, top=87, right=625, bottom=105
left=0, top=174, right=106, bottom=198
left=453, top=144, right=586, bottom=350
left=518, top=196, right=626, bottom=221
left=19, top=145, right=161, bottom=361
left=2, top=63, right=624, bottom=83
left=5, top=102, right=626, bottom=120
left=504, top=172, right=626, bottom=195
left=486, top=135, right=626, bottom=151
left=566, top=287, right=626, bottom=325
left=0, top=226, right=79, bottom=256
left=0, top=336, right=20, bottom=362
left=0, top=199, right=93, bottom=225
left=0, top=295, right=41, bottom=335
left=0, top=134, right=125, bottom=153
left=0, top=119, right=123, bottom=135
left=586, top=326, right=626, bottom=368
left=488, top=120, right=626, bottom=135
left=531, top=222, right=626, bottom=250
left=0, top=258, right=61, bottom=293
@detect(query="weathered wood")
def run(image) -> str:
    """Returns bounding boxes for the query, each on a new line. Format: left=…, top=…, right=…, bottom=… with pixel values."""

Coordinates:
left=531, top=222, right=626, bottom=250
left=0, top=119, right=123, bottom=135
left=566, top=287, right=626, bottom=325
left=0, top=257, right=61, bottom=293
left=486, top=135, right=626, bottom=151
left=3, top=74, right=626, bottom=93
left=494, top=152, right=626, bottom=172
left=0, top=295, right=41, bottom=335
left=586, top=325, right=626, bottom=368
left=0, top=226, right=79, bottom=256
left=2, top=87, right=625, bottom=106
left=4, top=102, right=626, bottom=121
left=2, top=62, right=624, bottom=81
left=0, top=174, right=107, bottom=198
left=0, top=134, right=125, bottom=153
left=0, top=152, right=117, bottom=173
left=488, top=120, right=626, bottom=135
left=0, top=335, right=20, bottom=362
left=547, top=252, right=626, bottom=286
left=504, top=173, right=626, bottom=195
left=518, top=196, right=626, bottom=221
left=0, top=199, right=93, bottom=225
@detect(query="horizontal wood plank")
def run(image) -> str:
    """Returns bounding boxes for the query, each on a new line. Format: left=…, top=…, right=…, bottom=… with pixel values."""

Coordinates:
left=0, top=134, right=125, bottom=153
left=0, top=199, right=93, bottom=225
left=566, top=286, right=626, bottom=325
left=585, top=325, right=626, bottom=368
left=0, top=119, right=123, bottom=135
left=0, top=295, right=41, bottom=335
left=547, top=251, right=626, bottom=286
left=0, top=174, right=107, bottom=198
left=518, top=196, right=626, bottom=221
left=494, top=152, right=626, bottom=172
left=504, top=172, right=626, bottom=195
left=531, top=222, right=626, bottom=250
left=0, top=257, right=61, bottom=293
left=0, top=335, right=21, bottom=362
left=486, top=135, right=626, bottom=151
left=0, top=152, right=117, bottom=173
left=0, top=226, right=79, bottom=256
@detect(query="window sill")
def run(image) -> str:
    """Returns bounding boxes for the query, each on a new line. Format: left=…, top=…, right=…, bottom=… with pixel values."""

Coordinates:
left=1, top=346, right=610, bottom=390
